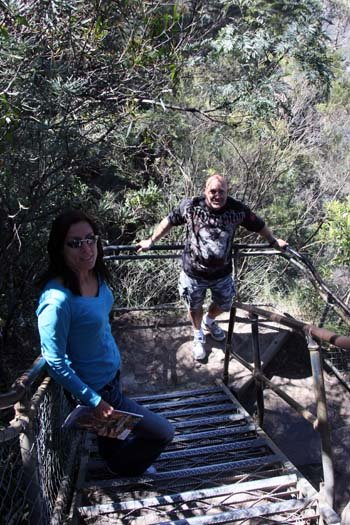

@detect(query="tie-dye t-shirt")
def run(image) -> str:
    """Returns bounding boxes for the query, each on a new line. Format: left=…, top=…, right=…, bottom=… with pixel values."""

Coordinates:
left=168, top=196, right=265, bottom=280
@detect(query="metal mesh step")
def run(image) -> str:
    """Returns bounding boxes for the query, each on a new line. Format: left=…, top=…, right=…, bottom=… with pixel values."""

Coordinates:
left=72, top=383, right=338, bottom=525
left=140, top=393, right=234, bottom=412
left=79, top=474, right=299, bottom=517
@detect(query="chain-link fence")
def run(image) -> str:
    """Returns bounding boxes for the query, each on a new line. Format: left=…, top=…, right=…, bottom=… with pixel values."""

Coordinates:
left=108, top=255, right=181, bottom=309
left=0, top=376, right=81, bottom=525
left=323, top=346, right=350, bottom=391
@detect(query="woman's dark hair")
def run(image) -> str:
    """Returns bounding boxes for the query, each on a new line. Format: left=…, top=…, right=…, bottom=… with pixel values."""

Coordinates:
left=37, top=209, right=111, bottom=294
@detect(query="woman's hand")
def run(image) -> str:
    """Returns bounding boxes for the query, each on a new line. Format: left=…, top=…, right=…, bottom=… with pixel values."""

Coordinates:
left=93, top=399, right=114, bottom=419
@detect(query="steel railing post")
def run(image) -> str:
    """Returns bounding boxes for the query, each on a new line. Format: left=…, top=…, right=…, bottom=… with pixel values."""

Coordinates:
left=223, top=248, right=239, bottom=385
left=223, top=305, right=236, bottom=384
left=250, top=313, right=264, bottom=427
left=307, top=335, right=335, bottom=510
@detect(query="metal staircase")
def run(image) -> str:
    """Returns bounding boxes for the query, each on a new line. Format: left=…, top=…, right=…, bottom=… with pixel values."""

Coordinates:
left=70, top=381, right=340, bottom=524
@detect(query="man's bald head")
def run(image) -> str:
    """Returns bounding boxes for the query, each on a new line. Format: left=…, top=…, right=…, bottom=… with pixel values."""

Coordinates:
left=205, top=174, right=228, bottom=191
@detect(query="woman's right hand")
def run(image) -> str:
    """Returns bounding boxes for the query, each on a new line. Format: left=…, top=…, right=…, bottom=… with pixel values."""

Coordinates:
left=93, top=399, right=114, bottom=419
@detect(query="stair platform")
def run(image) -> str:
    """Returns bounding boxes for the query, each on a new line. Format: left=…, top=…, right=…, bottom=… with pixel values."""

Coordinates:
left=70, top=381, right=340, bottom=524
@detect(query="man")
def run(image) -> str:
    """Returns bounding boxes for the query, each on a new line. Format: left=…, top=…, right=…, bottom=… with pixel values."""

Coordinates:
left=137, top=174, right=288, bottom=360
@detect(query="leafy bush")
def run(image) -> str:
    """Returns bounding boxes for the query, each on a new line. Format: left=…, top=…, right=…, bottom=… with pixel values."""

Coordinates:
left=319, top=197, right=350, bottom=266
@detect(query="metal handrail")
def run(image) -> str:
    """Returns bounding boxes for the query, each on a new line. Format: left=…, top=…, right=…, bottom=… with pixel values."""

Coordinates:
left=104, top=242, right=350, bottom=325
left=103, top=242, right=270, bottom=252
left=0, top=356, right=46, bottom=410
left=102, top=243, right=273, bottom=261
left=282, top=247, right=350, bottom=325
left=223, top=301, right=344, bottom=509
left=2, top=243, right=349, bottom=412
left=1, top=242, right=348, bottom=519
left=233, top=302, right=350, bottom=349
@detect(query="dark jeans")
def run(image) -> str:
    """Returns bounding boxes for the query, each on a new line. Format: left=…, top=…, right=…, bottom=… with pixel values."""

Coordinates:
left=97, top=373, right=174, bottom=476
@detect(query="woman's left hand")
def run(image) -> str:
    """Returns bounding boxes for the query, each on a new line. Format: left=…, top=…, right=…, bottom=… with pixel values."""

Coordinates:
left=93, top=399, right=114, bottom=419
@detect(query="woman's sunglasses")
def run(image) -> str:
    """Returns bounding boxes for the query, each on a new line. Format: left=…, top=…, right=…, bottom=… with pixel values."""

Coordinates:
left=65, top=234, right=99, bottom=249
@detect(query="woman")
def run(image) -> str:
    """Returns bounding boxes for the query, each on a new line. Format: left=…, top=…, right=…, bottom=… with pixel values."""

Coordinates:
left=37, top=209, right=174, bottom=476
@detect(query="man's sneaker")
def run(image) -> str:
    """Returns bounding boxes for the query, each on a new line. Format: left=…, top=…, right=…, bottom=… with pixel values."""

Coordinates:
left=202, top=319, right=226, bottom=342
left=192, top=334, right=206, bottom=360
left=145, top=464, right=157, bottom=474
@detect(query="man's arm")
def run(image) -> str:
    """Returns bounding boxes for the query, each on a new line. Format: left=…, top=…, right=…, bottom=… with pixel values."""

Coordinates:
left=258, top=225, right=288, bottom=250
left=137, top=216, right=173, bottom=252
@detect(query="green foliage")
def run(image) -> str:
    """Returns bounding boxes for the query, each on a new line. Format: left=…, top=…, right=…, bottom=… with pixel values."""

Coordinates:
left=319, top=77, right=350, bottom=111
left=0, top=0, right=341, bottom=365
left=110, top=258, right=180, bottom=309
left=0, top=0, right=191, bottom=348
left=124, top=183, right=164, bottom=222
left=319, top=197, right=350, bottom=266
left=203, top=0, right=334, bottom=126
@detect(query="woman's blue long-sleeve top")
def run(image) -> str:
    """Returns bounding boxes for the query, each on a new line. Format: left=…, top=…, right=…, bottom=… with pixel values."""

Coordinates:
left=36, top=279, right=121, bottom=407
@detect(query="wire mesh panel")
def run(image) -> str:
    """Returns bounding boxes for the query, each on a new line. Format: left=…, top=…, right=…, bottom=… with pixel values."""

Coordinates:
left=323, top=346, right=350, bottom=386
left=108, top=257, right=182, bottom=310
left=0, top=379, right=81, bottom=525
left=0, top=429, right=27, bottom=524
left=75, top=385, right=329, bottom=525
